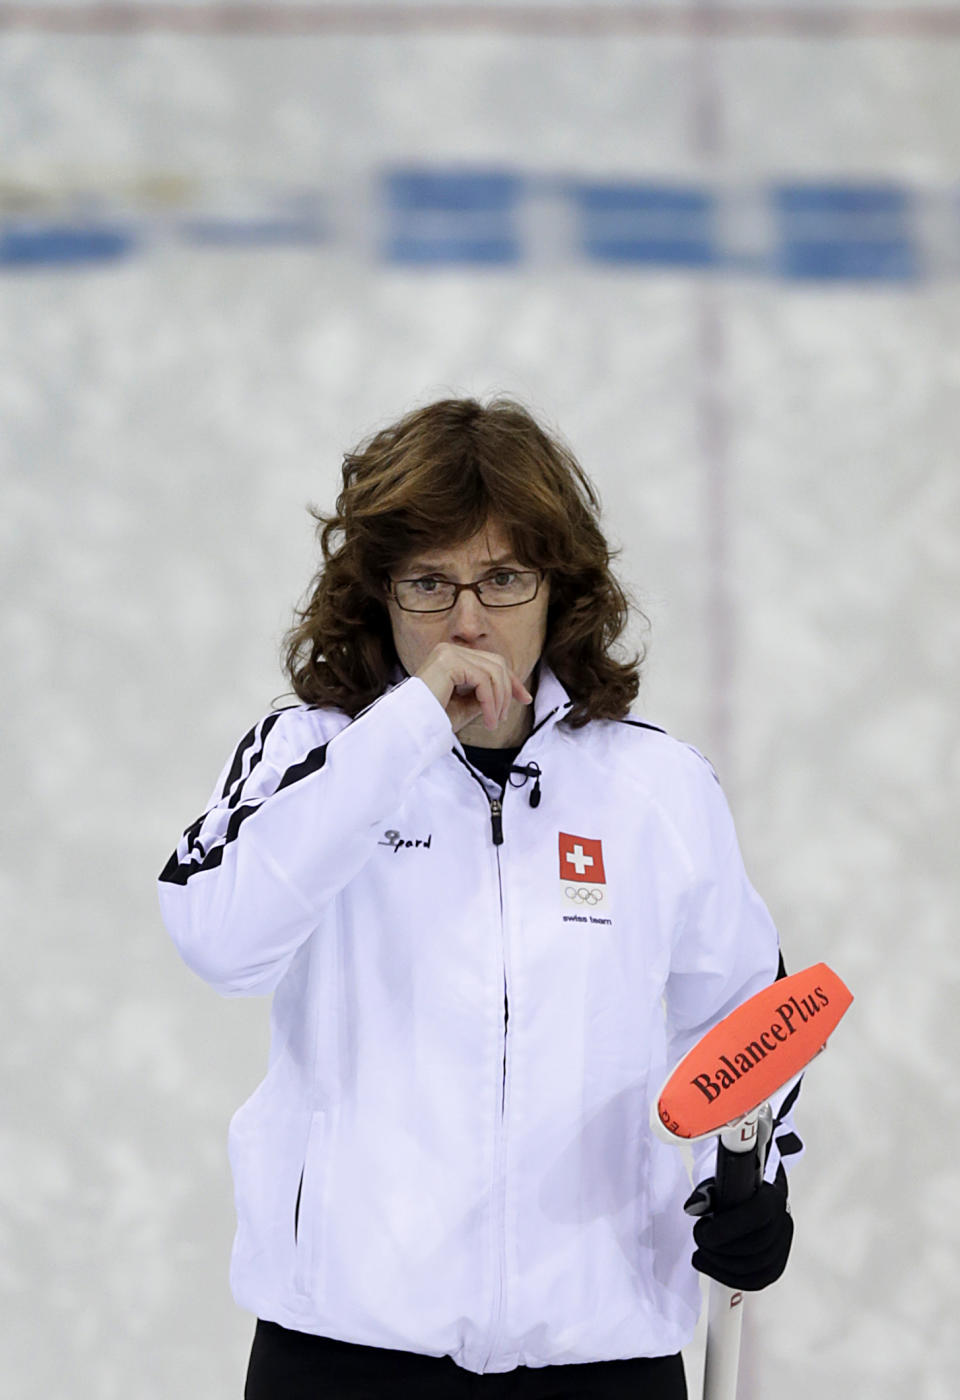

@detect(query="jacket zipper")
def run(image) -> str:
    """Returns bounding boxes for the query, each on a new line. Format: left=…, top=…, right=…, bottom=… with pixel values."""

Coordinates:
left=453, top=733, right=558, bottom=1370
left=480, top=810, right=509, bottom=1370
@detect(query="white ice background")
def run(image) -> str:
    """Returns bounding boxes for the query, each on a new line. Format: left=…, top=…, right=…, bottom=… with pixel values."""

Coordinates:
left=1, top=4, right=958, bottom=1398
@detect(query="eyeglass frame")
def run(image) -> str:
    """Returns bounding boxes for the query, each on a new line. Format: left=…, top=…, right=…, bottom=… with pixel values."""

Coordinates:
left=385, top=567, right=546, bottom=613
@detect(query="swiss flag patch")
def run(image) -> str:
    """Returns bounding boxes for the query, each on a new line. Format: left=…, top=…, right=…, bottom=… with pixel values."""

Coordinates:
left=558, top=833, right=606, bottom=884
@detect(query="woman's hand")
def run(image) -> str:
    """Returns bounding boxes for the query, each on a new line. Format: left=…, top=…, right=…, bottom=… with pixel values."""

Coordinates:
left=415, top=642, right=533, bottom=734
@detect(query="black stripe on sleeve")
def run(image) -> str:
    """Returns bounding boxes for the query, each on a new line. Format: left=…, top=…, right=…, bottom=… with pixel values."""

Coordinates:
left=221, top=712, right=284, bottom=807
left=274, top=745, right=331, bottom=794
left=184, top=812, right=206, bottom=856
left=774, top=1131, right=803, bottom=1158
left=770, top=952, right=804, bottom=1137
left=763, top=1083, right=804, bottom=1172
left=772, top=1074, right=803, bottom=1131
left=758, top=951, right=802, bottom=1176
left=159, top=739, right=329, bottom=888
left=220, top=722, right=258, bottom=800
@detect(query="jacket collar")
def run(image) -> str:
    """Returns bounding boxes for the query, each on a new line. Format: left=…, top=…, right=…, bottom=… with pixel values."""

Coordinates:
left=525, top=656, right=574, bottom=740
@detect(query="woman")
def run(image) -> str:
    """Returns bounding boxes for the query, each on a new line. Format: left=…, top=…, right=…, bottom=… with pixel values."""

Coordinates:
left=158, top=396, right=798, bottom=1399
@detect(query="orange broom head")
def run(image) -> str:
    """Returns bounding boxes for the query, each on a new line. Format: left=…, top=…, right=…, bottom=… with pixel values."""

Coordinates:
left=657, top=962, right=853, bottom=1141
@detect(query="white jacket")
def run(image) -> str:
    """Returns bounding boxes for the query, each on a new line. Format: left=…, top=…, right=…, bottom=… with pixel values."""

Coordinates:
left=158, top=659, right=800, bottom=1375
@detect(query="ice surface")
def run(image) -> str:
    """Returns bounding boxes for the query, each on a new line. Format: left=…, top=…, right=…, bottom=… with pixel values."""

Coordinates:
left=2, top=11, right=958, bottom=1399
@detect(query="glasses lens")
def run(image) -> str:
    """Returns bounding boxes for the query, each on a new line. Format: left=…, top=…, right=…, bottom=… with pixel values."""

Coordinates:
left=478, top=571, right=538, bottom=605
left=394, top=579, right=457, bottom=611
left=394, top=571, right=538, bottom=611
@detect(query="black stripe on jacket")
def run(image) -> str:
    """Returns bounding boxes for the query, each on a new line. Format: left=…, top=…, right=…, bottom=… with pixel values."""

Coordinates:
left=221, top=711, right=284, bottom=805
left=159, top=736, right=328, bottom=888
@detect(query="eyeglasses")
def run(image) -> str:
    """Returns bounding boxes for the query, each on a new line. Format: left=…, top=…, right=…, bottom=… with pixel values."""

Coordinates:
left=388, top=568, right=543, bottom=613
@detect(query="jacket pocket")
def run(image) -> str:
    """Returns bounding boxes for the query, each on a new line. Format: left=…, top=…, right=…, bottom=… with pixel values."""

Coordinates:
left=293, top=1108, right=328, bottom=1299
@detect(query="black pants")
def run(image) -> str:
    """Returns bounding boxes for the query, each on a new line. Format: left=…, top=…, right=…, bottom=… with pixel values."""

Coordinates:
left=244, top=1319, right=687, bottom=1399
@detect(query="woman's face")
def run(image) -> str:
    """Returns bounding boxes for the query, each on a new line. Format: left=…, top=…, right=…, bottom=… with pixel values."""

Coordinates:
left=384, top=518, right=551, bottom=708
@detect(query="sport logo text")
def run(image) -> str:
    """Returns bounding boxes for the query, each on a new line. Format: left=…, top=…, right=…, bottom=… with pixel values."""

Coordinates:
left=691, top=985, right=830, bottom=1103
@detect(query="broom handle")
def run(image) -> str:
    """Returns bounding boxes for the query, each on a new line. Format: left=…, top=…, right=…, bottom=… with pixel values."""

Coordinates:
left=701, top=1104, right=772, bottom=1400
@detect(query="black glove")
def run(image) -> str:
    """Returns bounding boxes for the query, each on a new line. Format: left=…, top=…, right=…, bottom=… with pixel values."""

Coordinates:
left=684, top=1164, right=793, bottom=1292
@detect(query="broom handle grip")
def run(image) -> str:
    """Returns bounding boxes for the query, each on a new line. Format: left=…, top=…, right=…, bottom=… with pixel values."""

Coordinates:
left=715, top=1113, right=764, bottom=1207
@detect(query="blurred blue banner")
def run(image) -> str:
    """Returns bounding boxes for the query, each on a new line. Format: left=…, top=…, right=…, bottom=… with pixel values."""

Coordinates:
left=0, top=170, right=952, bottom=278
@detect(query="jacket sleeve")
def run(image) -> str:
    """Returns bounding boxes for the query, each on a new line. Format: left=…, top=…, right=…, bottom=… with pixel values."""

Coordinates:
left=157, top=676, right=453, bottom=998
left=662, top=746, right=804, bottom=1188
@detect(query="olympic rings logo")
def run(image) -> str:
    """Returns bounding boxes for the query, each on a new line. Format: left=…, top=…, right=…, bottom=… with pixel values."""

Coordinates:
left=563, top=885, right=604, bottom=906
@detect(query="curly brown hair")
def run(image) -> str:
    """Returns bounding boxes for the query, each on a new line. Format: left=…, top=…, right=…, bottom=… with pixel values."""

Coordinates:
left=276, top=396, right=647, bottom=729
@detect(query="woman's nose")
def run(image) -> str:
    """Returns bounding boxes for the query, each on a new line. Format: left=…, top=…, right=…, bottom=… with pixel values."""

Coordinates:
left=449, top=585, right=487, bottom=633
